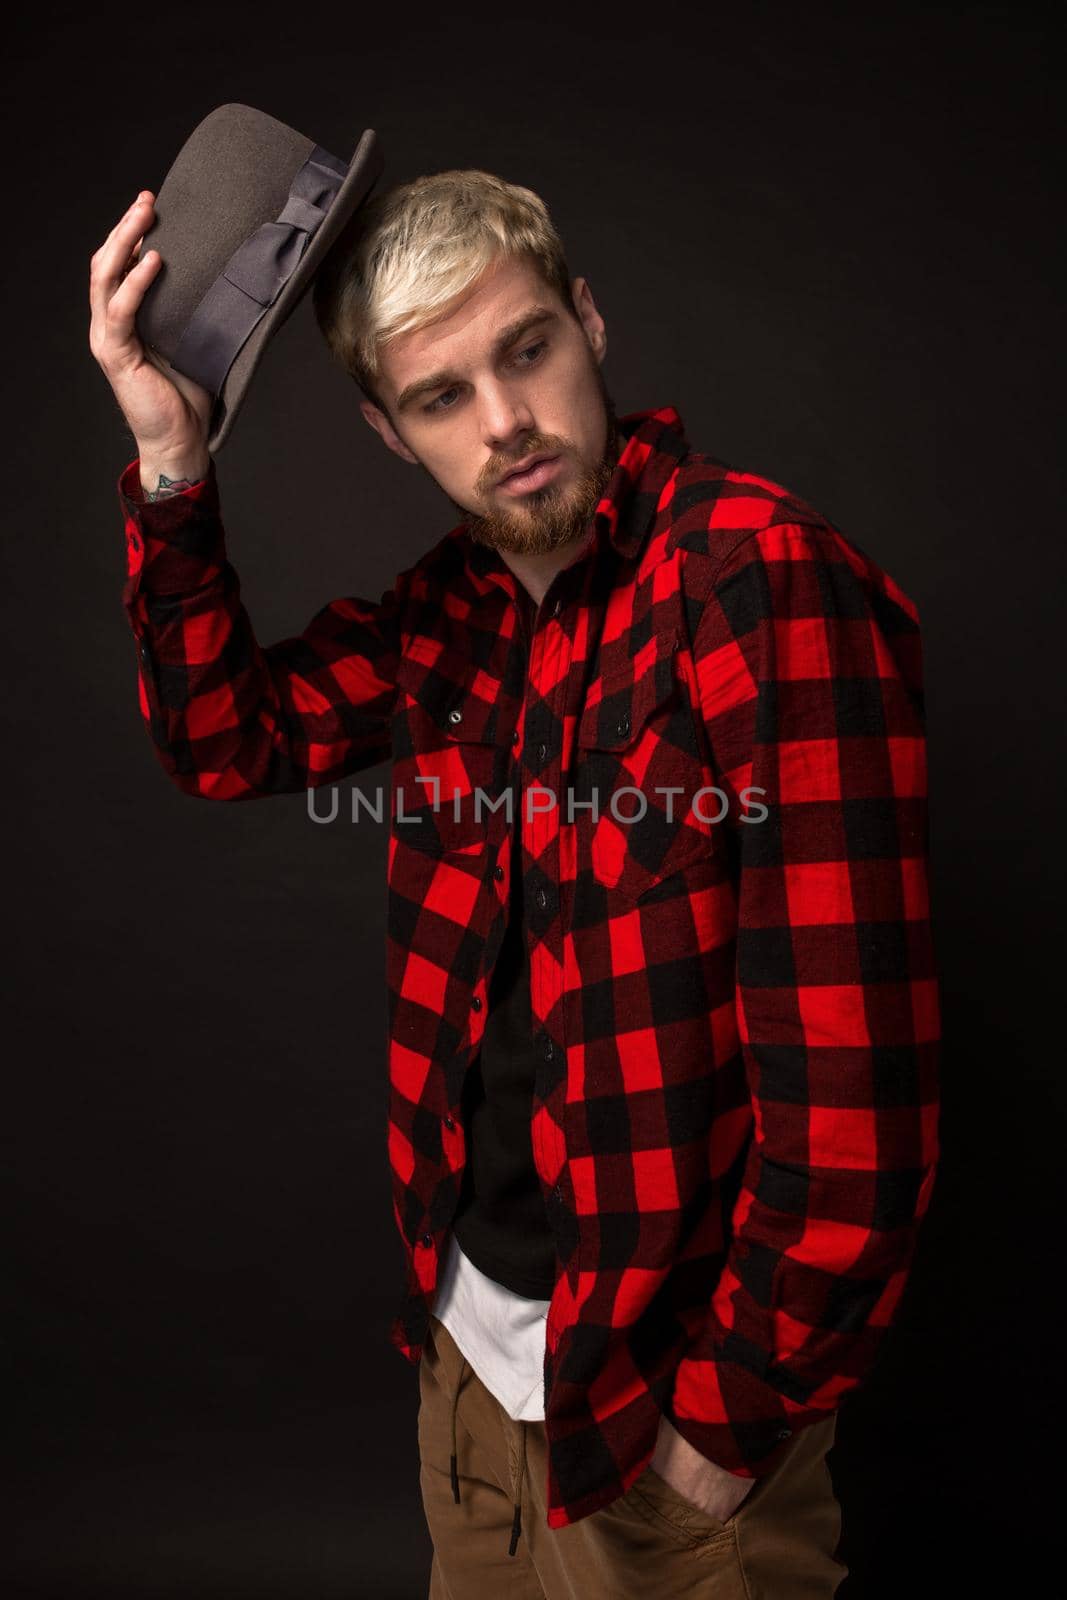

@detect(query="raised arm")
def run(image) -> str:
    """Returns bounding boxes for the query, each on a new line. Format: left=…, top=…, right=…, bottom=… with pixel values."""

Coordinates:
left=92, top=189, right=402, bottom=799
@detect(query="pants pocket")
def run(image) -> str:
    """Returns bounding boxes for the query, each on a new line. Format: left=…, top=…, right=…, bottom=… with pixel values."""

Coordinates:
left=616, top=1462, right=738, bottom=1551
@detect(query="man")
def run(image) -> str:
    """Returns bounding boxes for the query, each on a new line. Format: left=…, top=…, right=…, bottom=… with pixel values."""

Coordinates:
left=90, top=168, right=939, bottom=1598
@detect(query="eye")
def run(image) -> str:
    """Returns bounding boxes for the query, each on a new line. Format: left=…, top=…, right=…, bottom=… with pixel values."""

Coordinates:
left=513, top=338, right=548, bottom=366
left=420, top=340, right=549, bottom=416
left=423, top=386, right=459, bottom=416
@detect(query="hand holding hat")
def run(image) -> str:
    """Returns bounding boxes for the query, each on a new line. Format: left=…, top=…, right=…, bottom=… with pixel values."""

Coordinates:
left=89, top=189, right=215, bottom=490
left=90, top=103, right=384, bottom=476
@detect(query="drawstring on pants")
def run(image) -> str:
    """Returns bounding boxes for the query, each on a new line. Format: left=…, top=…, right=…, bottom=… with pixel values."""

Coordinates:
left=444, top=1346, right=528, bottom=1557
left=447, top=1353, right=467, bottom=1507
left=507, top=1418, right=528, bottom=1557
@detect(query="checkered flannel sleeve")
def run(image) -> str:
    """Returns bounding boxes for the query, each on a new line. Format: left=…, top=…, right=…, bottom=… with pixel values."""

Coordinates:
left=117, top=457, right=402, bottom=797
left=667, top=520, right=940, bottom=1478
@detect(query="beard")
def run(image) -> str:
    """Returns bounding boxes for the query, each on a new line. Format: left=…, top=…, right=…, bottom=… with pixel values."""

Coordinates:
left=452, top=362, right=624, bottom=558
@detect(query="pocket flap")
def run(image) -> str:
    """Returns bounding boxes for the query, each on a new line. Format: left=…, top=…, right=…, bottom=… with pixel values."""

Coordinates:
left=577, top=627, right=682, bottom=750
left=395, top=639, right=503, bottom=745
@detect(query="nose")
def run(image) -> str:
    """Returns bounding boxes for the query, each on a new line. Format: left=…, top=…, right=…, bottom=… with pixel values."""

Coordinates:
left=478, top=382, right=536, bottom=461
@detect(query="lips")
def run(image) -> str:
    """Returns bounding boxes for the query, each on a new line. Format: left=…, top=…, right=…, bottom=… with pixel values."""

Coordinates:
left=498, top=452, right=556, bottom=486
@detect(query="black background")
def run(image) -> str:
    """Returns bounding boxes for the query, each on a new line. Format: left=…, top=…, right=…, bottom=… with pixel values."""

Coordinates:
left=5, top=2, right=1062, bottom=1594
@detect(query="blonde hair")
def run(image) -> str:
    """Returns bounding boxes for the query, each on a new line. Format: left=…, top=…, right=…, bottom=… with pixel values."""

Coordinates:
left=311, top=168, right=577, bottom=413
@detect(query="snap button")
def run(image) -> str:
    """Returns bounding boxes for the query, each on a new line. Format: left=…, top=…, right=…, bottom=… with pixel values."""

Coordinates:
left=552, top=598, right=562, bottom=617
left=537, top=741, right=548, bottom=764
left=536, top=887, right=548, bottom=910
left=616, top=712, right=630, bottom=737
left=448, top=708, right=463, bottom=725
left=444, top=1115, right=455, bottom=1131
left=777, top=1428, right=792, bottom=1440
left=420, top=1233, right=433, bottom=1248
left=542, top=1035, right=554, bottom=1059
left=471, top=996, right=482, bottom=1012
left=493, top=864, right=505, bottom=881
left=512, top=729, right=520, bottom=746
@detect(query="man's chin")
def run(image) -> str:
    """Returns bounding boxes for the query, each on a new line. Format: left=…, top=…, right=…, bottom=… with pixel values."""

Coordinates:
left=462, top=487, right=592, bottom=557
left=462, top=452, right=621, bottom=557
left=448, top=405, right=623, bottom=556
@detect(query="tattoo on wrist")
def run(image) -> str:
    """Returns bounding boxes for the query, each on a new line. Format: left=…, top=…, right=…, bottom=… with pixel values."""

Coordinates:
left=145, top=472, right=204, bottom=501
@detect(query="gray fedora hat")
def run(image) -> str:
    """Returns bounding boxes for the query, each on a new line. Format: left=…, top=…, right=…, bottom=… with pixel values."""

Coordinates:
left=135, top=103, right=384, bottom=453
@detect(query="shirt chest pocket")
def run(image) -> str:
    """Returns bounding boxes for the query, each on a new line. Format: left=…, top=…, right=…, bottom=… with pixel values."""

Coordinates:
left=574, top=633, right=715, bottom=900
left=392, top=646, right=509, bottom=857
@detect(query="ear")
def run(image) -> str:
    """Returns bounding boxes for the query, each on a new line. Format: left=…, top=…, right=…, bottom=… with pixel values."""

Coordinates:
left=360, top=398, right=419, bottom=465
left=570, top=277, right=607, bottom=363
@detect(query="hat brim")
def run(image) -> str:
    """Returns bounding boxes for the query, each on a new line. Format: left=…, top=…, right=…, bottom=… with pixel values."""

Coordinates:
left=203, top=126, right=384, bottom=453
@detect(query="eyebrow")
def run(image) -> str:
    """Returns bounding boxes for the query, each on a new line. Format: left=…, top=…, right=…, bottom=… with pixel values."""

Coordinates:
left=393, top=307, right=562, bottom=414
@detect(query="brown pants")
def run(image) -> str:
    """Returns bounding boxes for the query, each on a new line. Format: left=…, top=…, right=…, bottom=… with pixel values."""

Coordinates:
left=418, top=1313, right=848, bottom=1599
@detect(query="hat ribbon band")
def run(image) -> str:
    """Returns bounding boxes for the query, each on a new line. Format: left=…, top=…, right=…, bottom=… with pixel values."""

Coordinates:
left=170, top=143, right=349, bottom=398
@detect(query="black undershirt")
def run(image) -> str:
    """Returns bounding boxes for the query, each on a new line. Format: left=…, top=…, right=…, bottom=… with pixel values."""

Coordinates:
left=450, top=585, right=556, bottom=1298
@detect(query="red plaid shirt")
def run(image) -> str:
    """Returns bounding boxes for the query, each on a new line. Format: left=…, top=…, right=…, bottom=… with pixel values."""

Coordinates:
left=116, top=405, right=940, bottom=1529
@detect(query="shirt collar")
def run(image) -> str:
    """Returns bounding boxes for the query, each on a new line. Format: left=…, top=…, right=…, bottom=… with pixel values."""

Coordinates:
left=456, top=405, right=689, bottom=592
